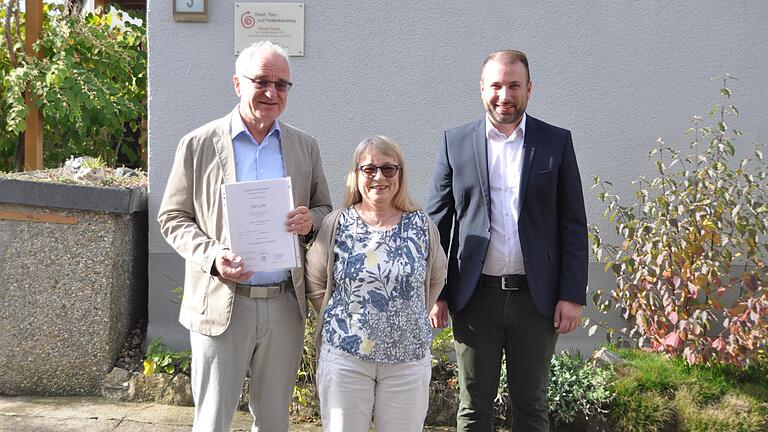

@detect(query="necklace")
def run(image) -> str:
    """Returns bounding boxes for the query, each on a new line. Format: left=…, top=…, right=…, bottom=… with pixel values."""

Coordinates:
left=355, top=205, right=401, bottom=228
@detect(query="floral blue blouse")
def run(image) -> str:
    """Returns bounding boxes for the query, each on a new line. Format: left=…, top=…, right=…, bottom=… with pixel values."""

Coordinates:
left=322, top=207, right=432, bottom=363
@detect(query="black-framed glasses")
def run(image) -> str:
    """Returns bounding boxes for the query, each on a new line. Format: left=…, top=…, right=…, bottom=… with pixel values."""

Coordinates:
left=241, top=75, right=293, bottom=92
left=358, top=164, right=400, bottom=179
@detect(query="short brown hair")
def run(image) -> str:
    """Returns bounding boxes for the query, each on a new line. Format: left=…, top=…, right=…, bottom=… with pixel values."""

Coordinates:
left=481, top=50, right=530, bottom=82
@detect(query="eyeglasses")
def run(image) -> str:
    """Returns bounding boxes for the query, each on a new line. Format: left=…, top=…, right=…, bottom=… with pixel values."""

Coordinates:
left=358, top=164, right=400, bottom=179
left=241, top=75, right=293, bottom=92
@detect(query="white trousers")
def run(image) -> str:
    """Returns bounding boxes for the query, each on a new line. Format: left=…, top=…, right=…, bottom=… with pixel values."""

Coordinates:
left=189, top=292, right=304, bottom=432
left=317, top=345, right=431, bottom=432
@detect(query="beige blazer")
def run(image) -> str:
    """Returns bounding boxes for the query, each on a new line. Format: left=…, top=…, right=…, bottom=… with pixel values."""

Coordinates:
left=158, top=114, right=332, bottom=336
left=304, top=208, right=447, bottom=350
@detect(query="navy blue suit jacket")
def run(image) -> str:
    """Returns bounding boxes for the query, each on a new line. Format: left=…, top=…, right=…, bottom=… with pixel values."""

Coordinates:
left=426, top=115, right=588, bottom=316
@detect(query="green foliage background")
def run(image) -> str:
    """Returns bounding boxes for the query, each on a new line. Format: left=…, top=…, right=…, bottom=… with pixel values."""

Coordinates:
left=0, top=2, right=146, bottom=171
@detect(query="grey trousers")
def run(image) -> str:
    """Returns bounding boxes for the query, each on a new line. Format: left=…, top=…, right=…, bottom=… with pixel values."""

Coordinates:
left=452, top=282, right=558, bottom=432
left=189, top=292, right=305, bottom=432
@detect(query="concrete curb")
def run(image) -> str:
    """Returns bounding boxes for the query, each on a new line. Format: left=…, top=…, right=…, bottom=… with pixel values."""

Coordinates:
left=0, top=178, right=147, bottom=214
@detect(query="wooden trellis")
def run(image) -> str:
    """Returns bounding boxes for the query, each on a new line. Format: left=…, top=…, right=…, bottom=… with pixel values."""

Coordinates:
left=23, top=0, right=42, bottom=170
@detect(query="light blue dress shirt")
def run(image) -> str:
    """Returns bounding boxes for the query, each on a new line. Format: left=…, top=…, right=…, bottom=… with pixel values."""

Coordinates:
left=230, top=107, right=291, bottom=285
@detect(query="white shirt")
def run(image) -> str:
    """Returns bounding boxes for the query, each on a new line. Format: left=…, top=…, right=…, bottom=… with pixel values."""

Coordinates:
left=482, top=114, right=527, bottom=276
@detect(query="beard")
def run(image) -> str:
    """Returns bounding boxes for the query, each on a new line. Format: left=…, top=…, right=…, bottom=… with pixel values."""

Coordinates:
left=486, top=103, right=525, bottom=126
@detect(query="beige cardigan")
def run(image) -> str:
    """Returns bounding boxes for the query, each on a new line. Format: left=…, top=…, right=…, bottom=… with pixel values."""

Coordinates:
left=304, top=208, right=448, bottom=351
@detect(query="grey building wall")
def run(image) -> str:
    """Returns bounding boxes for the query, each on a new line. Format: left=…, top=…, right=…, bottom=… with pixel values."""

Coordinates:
left=147, top=1, right=768, bottom=350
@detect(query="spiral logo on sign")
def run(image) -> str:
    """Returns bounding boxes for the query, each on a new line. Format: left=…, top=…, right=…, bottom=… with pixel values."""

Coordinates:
left=240, top=11, right=255, bottom=29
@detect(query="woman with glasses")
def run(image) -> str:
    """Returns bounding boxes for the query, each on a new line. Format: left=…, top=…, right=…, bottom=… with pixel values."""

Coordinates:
left=305, top=135, right=447, bottom=432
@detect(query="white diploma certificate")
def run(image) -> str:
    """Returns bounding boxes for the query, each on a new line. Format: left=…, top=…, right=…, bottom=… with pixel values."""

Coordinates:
left=222, top=177, right=301, bottom=272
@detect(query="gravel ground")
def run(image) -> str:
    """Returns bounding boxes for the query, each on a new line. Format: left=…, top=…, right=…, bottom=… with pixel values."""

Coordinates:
left=114, top=319, right=146, bottom=374
left=0, top=167, right=147, bottom=188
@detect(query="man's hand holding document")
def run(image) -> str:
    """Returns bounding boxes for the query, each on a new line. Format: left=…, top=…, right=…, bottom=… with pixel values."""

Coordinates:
left=222, top=177, right=301, bottom=273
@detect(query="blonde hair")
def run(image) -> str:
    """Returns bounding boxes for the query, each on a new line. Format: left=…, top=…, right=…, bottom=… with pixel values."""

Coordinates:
left=343, top=136, right=420, bottom=212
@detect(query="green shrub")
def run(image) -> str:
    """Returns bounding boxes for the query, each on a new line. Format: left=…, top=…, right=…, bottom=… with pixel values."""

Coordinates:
left=494, top=351, right=614, bottom=427
left=0, top=1, right=146, bottom=171
left=548, top=352, right=613, bottom=426
left=590, top=77, right=768, bottom=367
left=143, top=338, right=191, bottom=376
left=431, top=327, right=455, bottom=364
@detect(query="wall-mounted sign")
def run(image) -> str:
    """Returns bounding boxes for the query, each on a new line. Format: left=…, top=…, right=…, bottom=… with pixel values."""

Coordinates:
left=234, top=3, right=304, bottom=56
left=173, top=0, right=208, bottom=22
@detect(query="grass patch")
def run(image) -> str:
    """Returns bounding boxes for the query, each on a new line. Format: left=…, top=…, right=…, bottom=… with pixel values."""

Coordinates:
left=608, top=348, right=768, bottom=432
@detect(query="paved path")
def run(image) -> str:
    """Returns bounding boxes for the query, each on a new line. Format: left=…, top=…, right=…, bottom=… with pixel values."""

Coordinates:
left=0, top=396, right=321, bottom=431
left=0, top=396, right=456, bottom=431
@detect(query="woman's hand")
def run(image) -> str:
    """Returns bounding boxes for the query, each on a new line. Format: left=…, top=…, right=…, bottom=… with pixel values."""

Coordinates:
left=429, top=300, right=449, bottom=328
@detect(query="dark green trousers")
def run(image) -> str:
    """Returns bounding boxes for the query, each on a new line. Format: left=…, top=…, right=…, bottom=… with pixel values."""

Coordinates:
left=452, top=280, right=558, bottom=431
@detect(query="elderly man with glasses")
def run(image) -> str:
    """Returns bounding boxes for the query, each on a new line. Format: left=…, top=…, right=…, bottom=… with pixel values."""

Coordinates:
left=158, top=41, right=331, bottom=432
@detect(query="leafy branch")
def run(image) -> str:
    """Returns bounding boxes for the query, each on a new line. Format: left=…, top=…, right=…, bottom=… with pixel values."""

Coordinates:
left=589, top=77, right=768, bottom=367
left=0, top=2, right=146, bottom=171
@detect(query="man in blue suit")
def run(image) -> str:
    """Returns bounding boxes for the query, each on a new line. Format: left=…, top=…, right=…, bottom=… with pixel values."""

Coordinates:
left=427, top=50, right=588, bottom=431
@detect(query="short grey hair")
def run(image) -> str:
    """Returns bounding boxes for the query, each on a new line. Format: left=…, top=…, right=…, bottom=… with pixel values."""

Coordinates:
left=235, top=41, right=290, bottom=76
